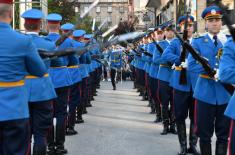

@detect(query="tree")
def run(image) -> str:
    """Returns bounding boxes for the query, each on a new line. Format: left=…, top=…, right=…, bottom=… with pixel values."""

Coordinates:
left=48, top=0, right=94, bottom=33
left=48, top=0, right=76, bottom=24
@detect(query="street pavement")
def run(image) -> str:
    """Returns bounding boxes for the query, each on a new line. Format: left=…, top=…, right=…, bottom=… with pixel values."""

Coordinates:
left=65, top=81, right=213, bottom=155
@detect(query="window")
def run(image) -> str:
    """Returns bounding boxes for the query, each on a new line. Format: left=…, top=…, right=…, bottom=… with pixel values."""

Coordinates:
left=84, top=6, right=89, bottom=13
left=107, top=16, right=112, bottom=23
left=119, top=6, right=124, bottom=13
left=107, top=6, right=112, bottom=13
left=96, top=6, right=101, bottom=13
left=96, top=16, right=101, bottom=22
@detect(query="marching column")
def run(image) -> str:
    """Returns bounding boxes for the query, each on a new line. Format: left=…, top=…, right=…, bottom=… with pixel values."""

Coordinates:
left=0, top=1, right=47, bottom=155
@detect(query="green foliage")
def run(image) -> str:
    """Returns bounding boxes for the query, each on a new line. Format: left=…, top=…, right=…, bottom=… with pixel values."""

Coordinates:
left=48, top=0, right=76, bottom=24
left=76, top=15, right=93, bottom=33
left=48, top=0, right=94, bottom=33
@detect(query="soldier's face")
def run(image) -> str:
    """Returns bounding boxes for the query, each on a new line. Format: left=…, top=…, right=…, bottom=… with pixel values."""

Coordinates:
left=180, top=23, right=194, bottom=38
left=155, top=31, right=164, bottom=41
left=164, top=29, right=174, bottom=40
left=206, top=18, right=222, bottom=35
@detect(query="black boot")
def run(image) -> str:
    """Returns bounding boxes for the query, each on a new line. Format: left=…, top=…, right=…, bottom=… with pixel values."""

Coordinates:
left=149, top=99, right=156, bottom=114
left=76, top=105, right=84, bottom=124
left=161, top=120, right=169, bottom=135
left=215, top=142, right=227, bottom=155
left=187, top=122, right=200, bottom=155
left=47, top=126, right=55, bottom=155
left=82, top=99, right=87, bottom=114
left=47, top=145, right=56, bottom=155
left=33, top=145, right=46, bottom=155
left=76, top=115, right=84, bottom=124
left=66, top=127, right=78, bottom=136
left=55, top=123, right=67, bottom=154
left=154, top=100, right=162, bottom=123
left=86, top=99, right=92, bottom=107
left=56, top=145, right=68, bottom=154
left=200, top=143, right=212, bottom=155
left=154, top=116, right=162, bottom=123
left=169, top=123, right=177, bottom=134
left=176, top=122, right=187, bottom=155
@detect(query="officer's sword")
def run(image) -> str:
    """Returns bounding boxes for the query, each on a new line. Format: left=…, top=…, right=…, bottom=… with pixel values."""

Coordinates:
left=55, top=0, right=100, bottom=46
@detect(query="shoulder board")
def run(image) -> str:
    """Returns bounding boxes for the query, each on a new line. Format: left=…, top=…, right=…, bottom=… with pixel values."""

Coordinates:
left=44, top=37, right=53, bottom=42
left=193, top=35, right=204, bottom=39
left=193, top=33, right=206, bottom=39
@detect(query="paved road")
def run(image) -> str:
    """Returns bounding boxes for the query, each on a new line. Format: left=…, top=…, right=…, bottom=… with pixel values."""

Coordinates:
left=65, top=81, right=200, bottom=155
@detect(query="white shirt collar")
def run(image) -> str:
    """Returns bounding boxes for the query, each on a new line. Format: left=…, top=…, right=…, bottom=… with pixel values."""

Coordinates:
left=166, top=39, right=171, bottom=43
left=189, top=37, right=193, bottom=44
left=26, top=32, right=39, bottom=35
left=207, top=32, right=218, bottom=41
left=49, top=32, right=59, bottom=35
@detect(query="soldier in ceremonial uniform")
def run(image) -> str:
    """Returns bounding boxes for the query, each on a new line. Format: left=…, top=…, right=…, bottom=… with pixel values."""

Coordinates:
left=82, top=34, right=93, bottom=108
left=146, top=31, right=157, bottom=114
left=219, top=37, right=235, bottom=155
left=46, top=13, right=73, bottom=154
left=155, top=24, right=175, bottom=131
left=155, top=22, right=175, bottom=125
left=60, top=23, right=82, bottom=135
left=109, top=45, right=122, bottom=90
left=142, top=33, right=155, bottom=113
left=21, top=9, right=57, bottom=155
left=72, top=29, right=89, bottom=123
left=149, top=27, right=165, bottom=124
left=0, top=1, right=47, bottom=154
left=162, top=15, right=200, bottom=154
left=190, top=6, right=231, bottom=155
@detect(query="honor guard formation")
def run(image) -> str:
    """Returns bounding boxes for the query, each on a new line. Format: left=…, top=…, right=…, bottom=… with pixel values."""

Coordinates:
left=0, top=0, right=235, bottom=155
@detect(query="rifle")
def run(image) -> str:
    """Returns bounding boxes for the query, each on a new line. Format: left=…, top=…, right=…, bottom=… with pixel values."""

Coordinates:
left=179, top=0, right=191, bottom=85
left=55, top=0, right=99, bottom=46
left=139, top=47, right=153, bottom=57
left=39, top=41, right=93, bottom=60
left=172, top=29, right=234, bottom=95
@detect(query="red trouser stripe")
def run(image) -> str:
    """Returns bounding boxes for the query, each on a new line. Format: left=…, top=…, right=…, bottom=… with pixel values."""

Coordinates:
left=229, top=120, right=234, bottom=155
left=194, top=100, right=198, bottom=133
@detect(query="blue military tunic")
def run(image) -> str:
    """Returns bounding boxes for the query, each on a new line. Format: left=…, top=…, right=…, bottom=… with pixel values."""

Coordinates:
left=219, top=38, right=235, bottom=119
left=109, top=49, right=122, bottom=69
left=46, top=33, right=73, bottom=88
left=136, top=45, right=145, bottom=70
left=191, top=34, right=230, bottom=104
left=142, top=44, right=151, bottom=73
left=68, top=40, right=83, bottom=83
left=25, top=33, right=57, bottom=102
left=157, top=40, right=172, bottom=82
left=161, top=38, right=191, bottom=92
left=0, top=22, right=47, bottom=121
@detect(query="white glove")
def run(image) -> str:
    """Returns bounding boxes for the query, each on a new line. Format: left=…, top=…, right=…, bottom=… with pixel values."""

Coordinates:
left=171, top=64, right=176, bottom=69
left=181, top=59, right=188, bottom=68
left=214, top=69, right=219, bottom=81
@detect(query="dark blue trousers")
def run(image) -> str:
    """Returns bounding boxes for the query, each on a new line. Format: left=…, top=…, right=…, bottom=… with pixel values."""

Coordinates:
left=0, top=118, right=30, bottom=155
left=138, top=69, right=145, bottom=87
left=173, top=89, right=194, bottom=123
left=229, top=120, right=235, bottom=155
left=68, top=83, right=81, bottom=129
left=48, top=86, right=69, bottom=148
left=195, top=100, right=230, bottom=145
left=159, top=80, right=173, bottom=122
left=29, top=101, right=53, bottom=153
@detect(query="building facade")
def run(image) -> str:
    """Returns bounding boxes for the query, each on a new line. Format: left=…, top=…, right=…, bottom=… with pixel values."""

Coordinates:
left=77, top=0, right=129, bottom=27
left=13, top=0, right=48, bottom=30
